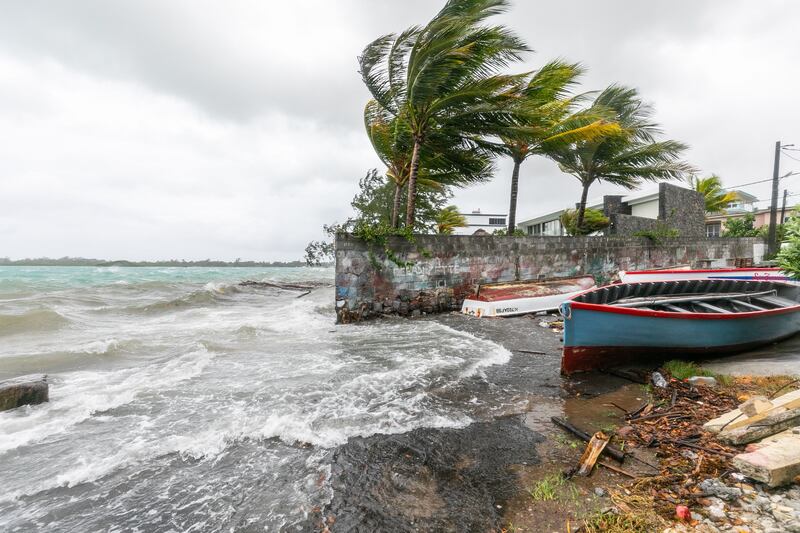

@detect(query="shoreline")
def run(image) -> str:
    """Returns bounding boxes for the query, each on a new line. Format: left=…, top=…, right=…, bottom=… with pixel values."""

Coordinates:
left=314, top=312, right=639, bottom=531
left=316, top=311, right=800, bottom=532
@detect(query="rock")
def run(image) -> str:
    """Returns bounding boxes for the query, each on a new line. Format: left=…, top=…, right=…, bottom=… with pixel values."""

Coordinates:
left=688, top=376, right=718, bottom=387
left=0, top=374, right=49, bottom=412
left=699, top=479, right=743, bottom=501
left=707, top=503, right=727, bottom=520
left=594, top=487, right=606, bottom=497
left=411, top=309, right=421, bottom=318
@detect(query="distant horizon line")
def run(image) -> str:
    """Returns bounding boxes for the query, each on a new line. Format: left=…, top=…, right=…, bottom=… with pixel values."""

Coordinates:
left=0, top=257, right=323, bottom=268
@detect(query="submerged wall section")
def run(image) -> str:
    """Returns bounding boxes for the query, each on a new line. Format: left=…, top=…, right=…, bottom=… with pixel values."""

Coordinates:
left=334, top=234, right=762, bottom=321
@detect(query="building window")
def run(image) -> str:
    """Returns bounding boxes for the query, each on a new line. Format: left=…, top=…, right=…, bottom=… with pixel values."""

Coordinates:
left=706, top=222, right=721, bottom=238
left=488, top=217, right=506, bottom=225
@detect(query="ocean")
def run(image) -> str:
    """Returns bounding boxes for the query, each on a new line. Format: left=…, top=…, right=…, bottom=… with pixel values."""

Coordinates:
left=0, top=266, right=512, bottom=531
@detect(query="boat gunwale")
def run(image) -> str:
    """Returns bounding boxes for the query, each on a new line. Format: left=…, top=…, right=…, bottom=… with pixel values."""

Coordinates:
left=622, top=267, right=782, bottom=275
left=568, top=300, right=800, bottom=320
left=565, top=280, right=800, bottom=320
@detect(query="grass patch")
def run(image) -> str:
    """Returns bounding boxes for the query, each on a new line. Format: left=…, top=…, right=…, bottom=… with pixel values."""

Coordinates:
left=527, top=473, right=581, bottom=503
left=582, top=492, right=667, bottom=533
left=662, top=360, right=732, bottom=385
left=554, top=433, right=580, bottom=449
left=582, top=510, right=655, bottom=533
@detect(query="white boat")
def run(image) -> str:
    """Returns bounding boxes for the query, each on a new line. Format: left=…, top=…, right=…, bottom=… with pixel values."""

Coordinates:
left=461, top=276, right=596, bottom=318
left=618, top=267, right=795, bottom=284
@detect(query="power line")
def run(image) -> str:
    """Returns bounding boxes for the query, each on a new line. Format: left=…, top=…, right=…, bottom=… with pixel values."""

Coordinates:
left=725, top=171, right=799, bottom=189
left=782, top=151, right=800, bottom=163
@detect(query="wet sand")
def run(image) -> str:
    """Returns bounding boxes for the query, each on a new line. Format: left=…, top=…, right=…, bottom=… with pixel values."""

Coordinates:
left=315, top=314, right=800, bottom=531
left=313, top=314, right=647, bottom=532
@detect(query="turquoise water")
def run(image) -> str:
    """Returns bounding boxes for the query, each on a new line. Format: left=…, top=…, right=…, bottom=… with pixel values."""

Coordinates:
left=0, top=265, right=329, bottom=294
left=0, top=266, right=510, bottom=531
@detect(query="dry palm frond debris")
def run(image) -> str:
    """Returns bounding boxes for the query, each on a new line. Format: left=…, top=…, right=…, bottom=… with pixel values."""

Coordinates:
left=617, top=375, right=742, bottom=517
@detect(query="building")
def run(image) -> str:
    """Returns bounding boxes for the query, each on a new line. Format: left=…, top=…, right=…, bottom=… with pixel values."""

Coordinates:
left=518, top=183, right=706, bottom=237
left=453, top=209, right=508, bottom=235
left=704, top=191, right=796, bottom=237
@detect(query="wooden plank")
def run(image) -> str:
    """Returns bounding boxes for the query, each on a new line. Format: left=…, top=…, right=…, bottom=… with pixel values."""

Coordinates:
left=663, top=304, right=690, bottom=313
left=718, top=407, right=800, bottom=445
left=705, top=389, right=800, bottom=433
left=695, top=301, right=732, bottom=314
left=615, top=290, right=777, bottom=309
left=725, top=396, right=800, bottom=431
left=756, top=295, right=798, bottom=308
left=730, top=299, right=767, bottom=311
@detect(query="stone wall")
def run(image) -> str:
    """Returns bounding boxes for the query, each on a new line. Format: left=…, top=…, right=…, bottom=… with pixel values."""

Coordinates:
left=659, top=183, right=706, bottom=237
left=334, top=234, right=762, bottom=321
left=606, top=183, right=706, bottom=237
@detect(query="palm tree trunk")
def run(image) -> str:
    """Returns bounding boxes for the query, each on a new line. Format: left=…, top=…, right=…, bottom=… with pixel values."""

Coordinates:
left=405, top=139, right=421, bottom=229
left=507, top=157, right=522, bottom=233
left=391, top=183, right=402, bottom=228
left=575, top=181, right=591, bottom=235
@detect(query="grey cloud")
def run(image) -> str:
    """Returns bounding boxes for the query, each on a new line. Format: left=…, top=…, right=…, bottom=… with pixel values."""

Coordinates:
left=0, top=1, right=799, bottom=260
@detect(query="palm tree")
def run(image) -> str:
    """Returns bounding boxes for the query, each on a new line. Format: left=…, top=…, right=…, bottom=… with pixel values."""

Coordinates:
left=691, top=175, right=739, bottom=213
left=550, top=85, right=694, bottom=233
left=364, top=100, right=491, bottom=228
left=495, top=60, right=620, bottom=233
left=359, top=0, right=529, bottom=228
left=436, top=206, right=468, bottom=234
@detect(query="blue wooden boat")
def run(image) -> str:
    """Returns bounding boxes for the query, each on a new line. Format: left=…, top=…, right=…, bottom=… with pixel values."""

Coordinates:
left=559, top=279, right=800, bottom=374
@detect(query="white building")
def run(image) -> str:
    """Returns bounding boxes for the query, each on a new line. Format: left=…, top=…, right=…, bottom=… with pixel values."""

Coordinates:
left=518, top=187, right=663, bottom=236
left=454, top=209, right=508, bottom=235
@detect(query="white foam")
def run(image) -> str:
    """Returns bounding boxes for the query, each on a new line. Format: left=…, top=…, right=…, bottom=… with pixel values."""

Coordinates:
left=0, top=345, right=215, bottom=455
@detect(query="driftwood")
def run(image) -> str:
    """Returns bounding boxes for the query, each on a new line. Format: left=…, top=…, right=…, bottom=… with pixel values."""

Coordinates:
left=598, top=460, right=638, bottom=479
left=576, top=432, right=610, bottom=476
left=551, top=417, right=626, bottom=462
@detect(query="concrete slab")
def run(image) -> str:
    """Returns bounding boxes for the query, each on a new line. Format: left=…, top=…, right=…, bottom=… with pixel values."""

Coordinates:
left=734, top=429, right=800, bottom=487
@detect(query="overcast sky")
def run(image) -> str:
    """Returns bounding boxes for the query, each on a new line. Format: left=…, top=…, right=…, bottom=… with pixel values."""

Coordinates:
left=1, top=1, right=799, bottom=261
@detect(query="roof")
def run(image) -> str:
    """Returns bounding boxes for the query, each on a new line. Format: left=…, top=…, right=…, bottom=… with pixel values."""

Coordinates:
left=730, top=190, right=758, bottom=203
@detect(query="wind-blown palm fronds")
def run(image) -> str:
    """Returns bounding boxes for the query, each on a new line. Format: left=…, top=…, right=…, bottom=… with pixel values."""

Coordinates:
left=493, top=60, right=621, bottom=232
left=359, top=0, right=529, bottom=227
left=364, top=100, right=492, bottom=227
left=550, top=85, right=694, bottom=232
left=436, top=205, right=468, bottom=234
left=691, top=175, right=739, bottom=213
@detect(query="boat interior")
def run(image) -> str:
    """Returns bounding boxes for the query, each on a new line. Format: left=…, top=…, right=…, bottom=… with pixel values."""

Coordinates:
left=574, top=279, right=800, bottom=314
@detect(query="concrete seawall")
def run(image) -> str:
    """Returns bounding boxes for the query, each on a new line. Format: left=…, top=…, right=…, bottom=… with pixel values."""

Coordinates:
left=334, top=234, right=763, bottom=321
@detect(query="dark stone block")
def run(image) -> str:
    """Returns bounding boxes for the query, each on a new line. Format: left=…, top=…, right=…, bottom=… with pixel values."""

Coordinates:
left=0, top=374, right=49, bottom=412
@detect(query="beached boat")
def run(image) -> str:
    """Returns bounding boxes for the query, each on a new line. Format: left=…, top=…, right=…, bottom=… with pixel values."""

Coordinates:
left=619, top=267, right=795, bottom=284
left=461, top=276, right=595, bottom=318
left=559, top=279, right=800, bottom=374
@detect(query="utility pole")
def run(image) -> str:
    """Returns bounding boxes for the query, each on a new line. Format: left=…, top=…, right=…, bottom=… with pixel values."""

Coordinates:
left=767, top=141, right=781, bottom=257
left=781, top=189, right=788, bottom=225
